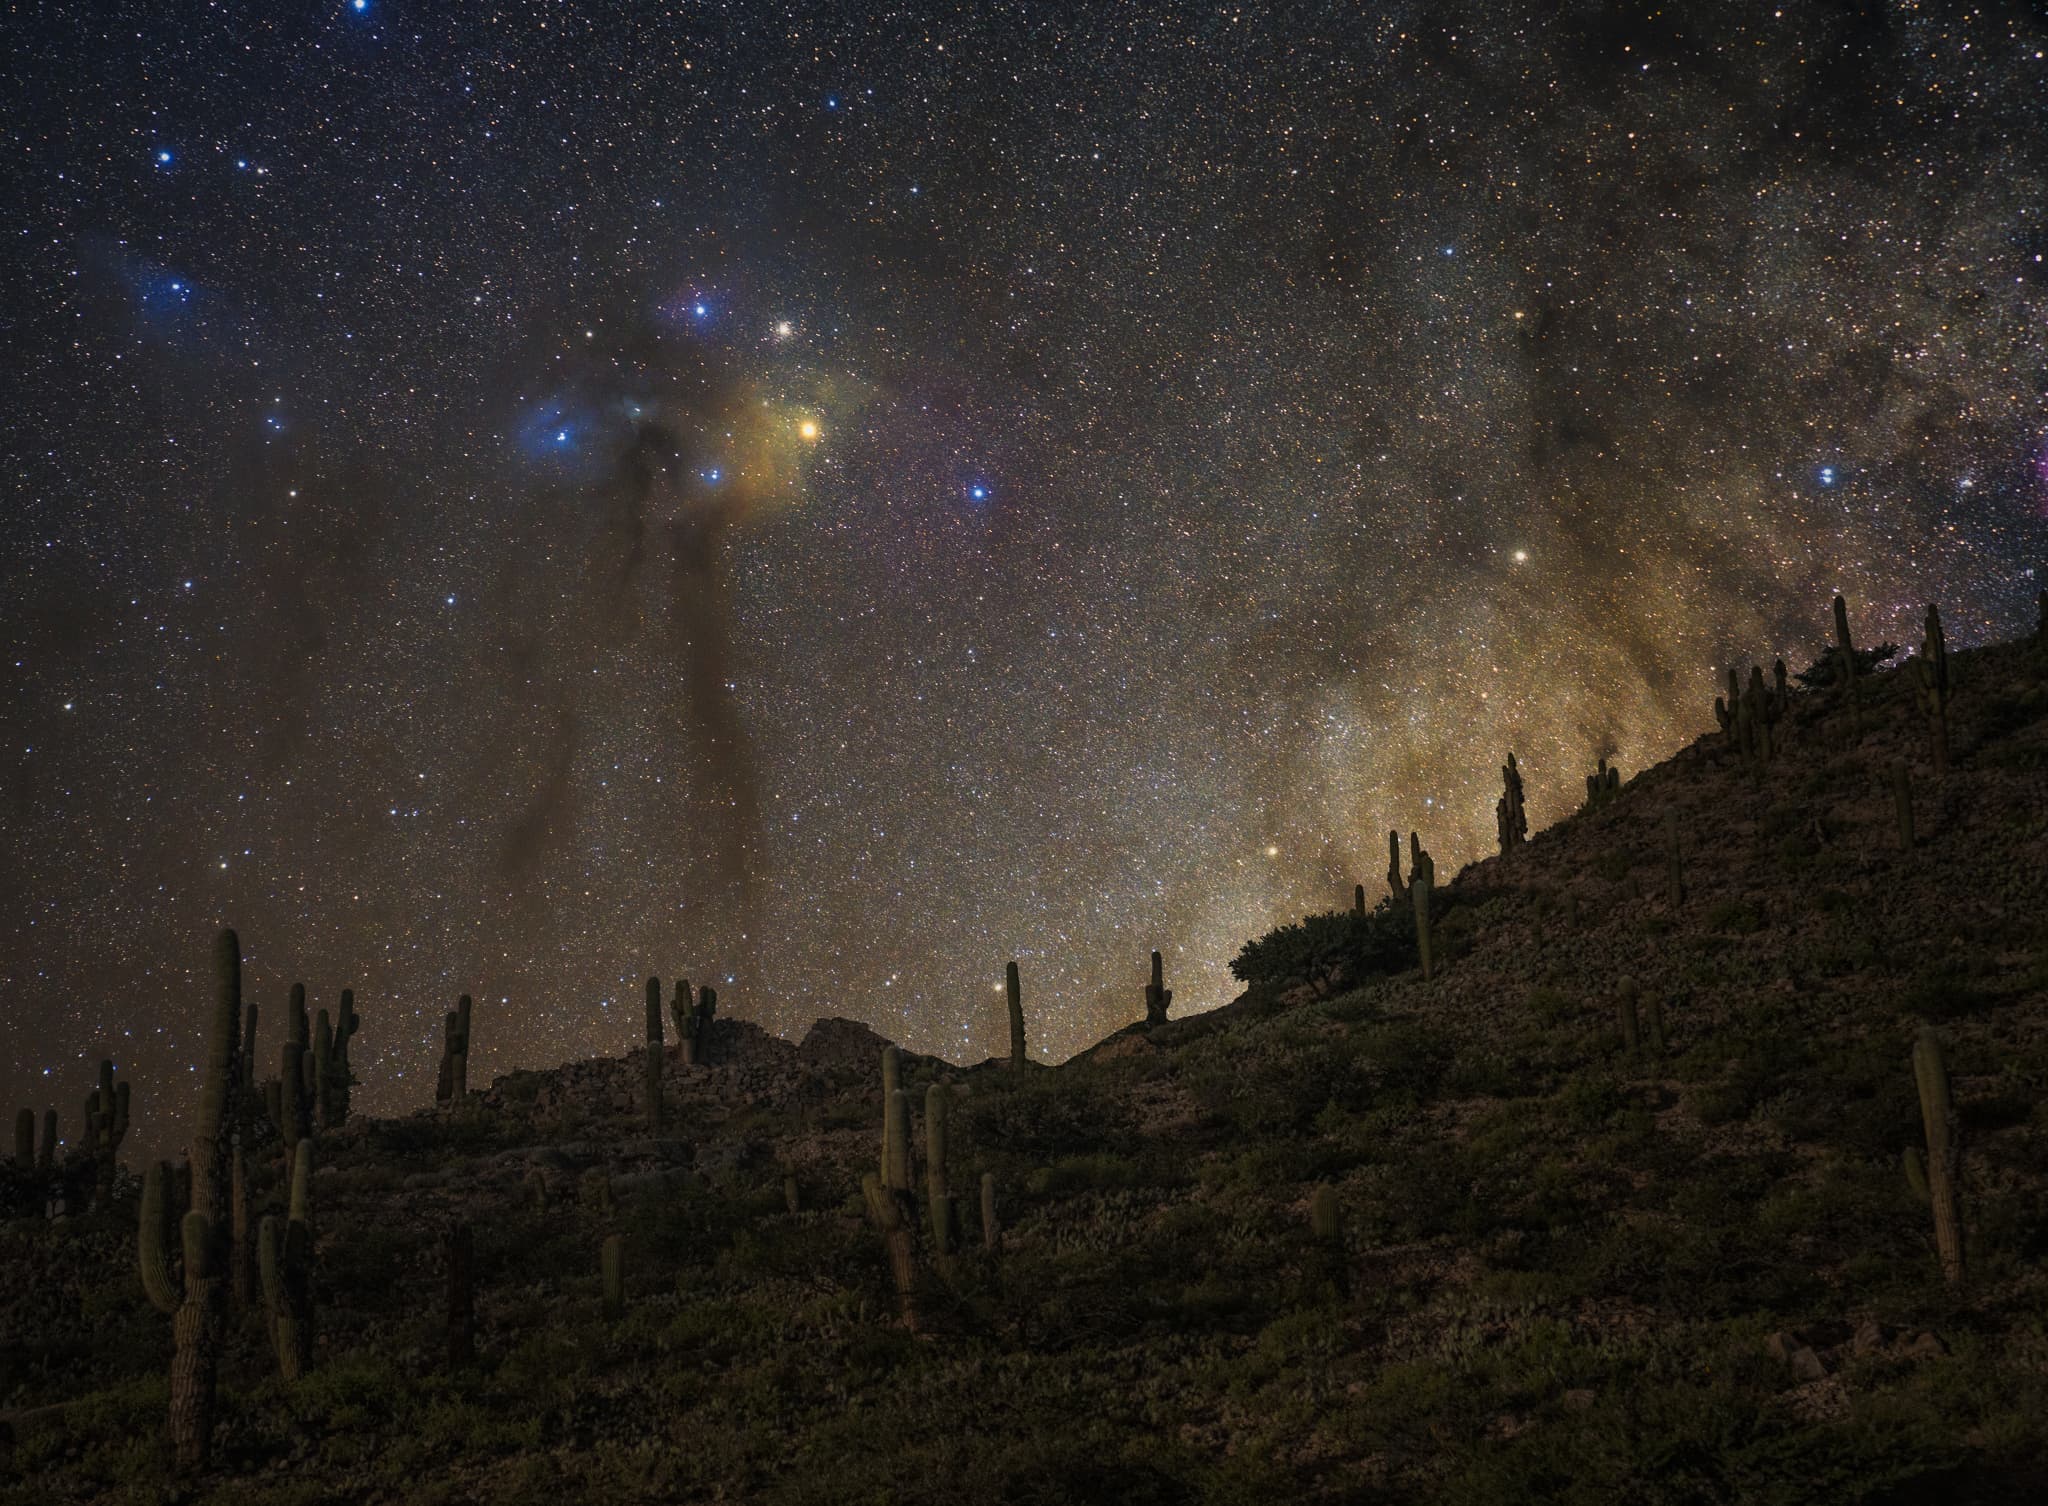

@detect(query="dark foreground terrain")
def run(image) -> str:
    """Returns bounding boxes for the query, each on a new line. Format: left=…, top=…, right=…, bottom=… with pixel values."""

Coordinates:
left=5, top=615, right=2047, bottom=1504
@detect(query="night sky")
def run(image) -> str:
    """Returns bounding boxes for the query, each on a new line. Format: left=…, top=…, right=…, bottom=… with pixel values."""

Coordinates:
left=5, top=4, right=2046, bottom=1148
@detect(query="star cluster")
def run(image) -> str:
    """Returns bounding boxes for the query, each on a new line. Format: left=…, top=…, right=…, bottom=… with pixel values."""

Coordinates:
left=4, top=4, right=2045, bottom=1151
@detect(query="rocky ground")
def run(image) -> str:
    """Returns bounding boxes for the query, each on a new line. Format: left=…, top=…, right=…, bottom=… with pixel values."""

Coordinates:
left=3, top=626, right=2046, bottom=1504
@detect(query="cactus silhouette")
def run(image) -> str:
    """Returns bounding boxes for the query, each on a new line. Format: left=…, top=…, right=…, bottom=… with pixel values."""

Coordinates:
left=1144, top=950, right=1172, bottom=1026
left=644, top=975, right=665, bottom=1131
left=1006, top=961, right=1027, bottom=1068
left=1912, top=1029, right=1964, bottom=1285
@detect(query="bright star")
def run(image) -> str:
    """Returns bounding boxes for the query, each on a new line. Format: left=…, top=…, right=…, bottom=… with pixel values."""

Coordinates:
left=1819, top=466, right=1837, bottom=486
left=156, top=150, right=172, bottom=165
left=799, top=419, right=820, bottom=442
left=693, top=302, right=708, bottom=318
left=969, top=484, right=989, bottom=501
left=774, top=320, right=793, bottom=338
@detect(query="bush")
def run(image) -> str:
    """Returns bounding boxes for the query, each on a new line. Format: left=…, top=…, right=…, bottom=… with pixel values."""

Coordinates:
left=1229, top=900, right=1415, bottom=987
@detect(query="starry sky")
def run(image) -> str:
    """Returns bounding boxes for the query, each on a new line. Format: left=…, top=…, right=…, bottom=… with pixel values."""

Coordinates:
left=5, top=3, right=2046, bottom=1150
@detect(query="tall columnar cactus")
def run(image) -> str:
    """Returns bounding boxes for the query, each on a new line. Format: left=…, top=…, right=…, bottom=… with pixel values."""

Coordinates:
left=861, top=1172, right=920, bottom=1331
left=674, top=981, right=716, bottom=1065
left=240, top=1001, right=259, bottom=1099
left=1410, top=840, right=1436, bottom=981
left=138, top=1160, right=181, bottom=1315
left=644, top=976, right=665, bottom=1132
left=445, top=1222, right=475, bottom=1369
left=258, top=1138, right=315, bottom=1380
left=13, top=1107, right=31, bottom=1170
left=980, top=1171, right=999, bottom=1252
left=1663, top=809, right=1684, bottom=907
left=925, top=1083, right=952, bottom=1260
left=1745, top=665, right=1780, bottom=766
left=1310, top=1183, right=1348, bottom=1297
left=1006, top=961, right=1027, bottom=1068
left=279, top=1040, right=307, bottom=1151
left=1352, top=883, right=1366, bottom=917
left=1911, top=1029, right=1964, bottom=1285
left=1910, top=603, right=1951, bottom=780
left=601, top=1234, right=625, bottom=1321
left=166, top=928, right=242, bottom=1471
left=1773, top=658, right=1790, bottom=713
left=85, top=1059, right=131, bottom=1207
left=1496, top=751, right=1528, bottom=855
left=1386, top=830, right=1406, bottom=902
left=229, top=1144, right=253, bottom=1310
left=438, top=995, right=472, bottom=1104
left=1144, top=950, right=1173, bottom=1026
left=1892, top=760, right=1916, bottom=852
left=38, top=1108, right=55, bottom=1172
left=884, top=1090, right=912, bottom=1196
left=1833, top=593, right=1857, bottom=691
left=312, top=1010, right=335, bottom=1130
left=318, top=989, right=360, bottom=1127
left=879, top=1046, right=902, bottom=1186
left=167, top=1211, right=220, bottom=1471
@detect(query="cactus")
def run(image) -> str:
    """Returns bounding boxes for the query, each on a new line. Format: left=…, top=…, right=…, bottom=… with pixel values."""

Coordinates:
left=1352, top=883, right=1366, bottom=917
left=1144, top=950, right=1172, bottom=1026
left=312, top=1010, right=335, bottom=1129
left=258, top=1138, right=316, bottom=1380
left=1410, top=839, right=1436, bottom=981
left=861, top=1172, right=920, bottom=1331
left=240, top=1001, right=259, bottom=1099
left=37, top=1108, right=55, bottom=1172
left=1386, top=830, right=1406, bottom=902
left=330, top=990, right=359, bottom=1123
left=12, top=1108, right=30, bottom=1170
left=644, top=975, right=665, bottom=1132
left=1662, top=810, right=1684, bottom=906
left=1617, top=978, right=1641, bottom=1056
left=1911, top=1029, right=1964, bottom=1284
left=980, top=1171, right=999, bottom=1252
left=879, top=1046, right=903, bottom=1186
left=1496, top=751, right=1527, bottom=855
left=1892, top=760, right=1916, bottom=852
left=279, top=1041, right=307, bottom=1150
left=138, top=1160, right=181, bottom=1315
left=445, top=1222, right=475, bottom=1368
left=438, top=994, right=472, bottom=1104
left=167, top=1211, right=221, bottom=1470
left=925, top=1083, right=952, bottom=1259
left=1833, top=593, right=1857, bottom=691
left=84, top=1059, right=131, bottom=1207
left=674, top=981, right=716, bottom=1066
left=1584, top=757, right=1622, bottom=808
left=1310, top=1183, right=1348, bottom=1297
left=1645, top=992, right=1667, bottom=1056
left=1910, top=604, right=1950, bottom=779
left=1006, top=961, right=1027, bottom=1068
left=230, top=1143, right=253, bottom=1310
left=884, top=1089, right=912, bottom=1196
left=579, top=1167, right=612, bottom=1214
left=601, top=1234, right=625, bottom=1321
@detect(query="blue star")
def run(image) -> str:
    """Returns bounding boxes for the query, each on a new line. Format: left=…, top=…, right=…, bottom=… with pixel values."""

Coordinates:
left=351, top=0, right=367, bottom=11
left=703, top=467, right=723, bottom=484
left=155, top=150, right=173, bottom=165
left=969, top=484, right=989, bottom=502
left=826, top=96, right=839, bottom=109
left=1818, top=465, right=1837, bottom=487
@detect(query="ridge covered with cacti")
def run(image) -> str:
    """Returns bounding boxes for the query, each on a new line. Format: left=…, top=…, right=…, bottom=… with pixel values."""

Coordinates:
left=2, top=600, right=2047, bottom=1504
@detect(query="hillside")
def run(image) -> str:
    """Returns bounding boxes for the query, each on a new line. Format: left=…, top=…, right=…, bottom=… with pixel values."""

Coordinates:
left=4, top=610, right=2047, bottom=1504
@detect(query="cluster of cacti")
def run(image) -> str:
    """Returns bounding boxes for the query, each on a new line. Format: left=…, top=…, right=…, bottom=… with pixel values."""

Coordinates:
left=1143, top=950, right=1173, bottom=1026
left=155, top=928, right=242, bottom=1470
left=82, top=1059, right=131, bottom=1207
left=258, top=1139, right=316, bottom=1380
left=670, top=979, right=717, bottom=1065
left=1495, top=751, right=1527, bottom=855
left=1911, top=1029, right=1964, bottom=1285
left=644, top=976, right=665, bottom=1131
left=1583, top=757, right=1622, bottom=808
left=437, top=994, right=473, bottom=1104
left=1715, top=663, right=1789, bottom=770
left=1909, top=603, right=1951, bottom=779
left=1005, top=961, right=1028, bottom=1067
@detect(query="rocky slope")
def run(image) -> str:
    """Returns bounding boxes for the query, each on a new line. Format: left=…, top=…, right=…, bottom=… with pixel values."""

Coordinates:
left=3, top=620, right=2046, bottom=1504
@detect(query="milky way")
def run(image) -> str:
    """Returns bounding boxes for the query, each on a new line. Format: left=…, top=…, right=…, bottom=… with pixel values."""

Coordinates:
left=5, top=4, right=2045, bottom=1152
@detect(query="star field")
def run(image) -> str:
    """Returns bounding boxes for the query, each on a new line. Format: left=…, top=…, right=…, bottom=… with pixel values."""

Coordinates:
left=4, top=4, right=2046, bottom=1154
